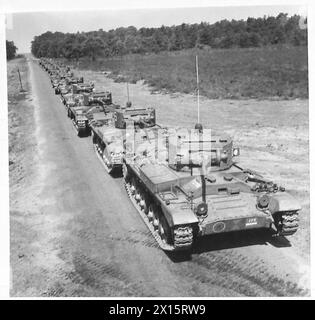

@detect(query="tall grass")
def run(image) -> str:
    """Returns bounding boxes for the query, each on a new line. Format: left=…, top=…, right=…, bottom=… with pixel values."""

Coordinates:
left=69, top=45, right=308, bottom=99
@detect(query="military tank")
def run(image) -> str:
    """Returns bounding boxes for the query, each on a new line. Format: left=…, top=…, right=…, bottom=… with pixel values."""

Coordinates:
left=90, top=102, right=156, bottom=174
left=66, top=76, right=84, bottom=85
left=68, top=104, right=91, bottom=137
left=63, top=91, right=84, bottom=110
left=55, top=80, right=71, bottom=95
left=51, top=76, right=62, bottom=88
left=64, top=90, right=111, bottom=115
left=67, top=92, right=116, bottom=137
left=122, top=124, right=301, bottom=251
left=72, top=82, right=94, bottom=94
left=48, top=67, right=59, bottom=76
left=59, top=82, right=93, bottom=104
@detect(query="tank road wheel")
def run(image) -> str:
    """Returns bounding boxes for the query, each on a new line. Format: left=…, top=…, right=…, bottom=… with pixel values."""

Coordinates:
left=158, top=215, right=172, bottom=245
left=142, top=195, right=151, bottom=215
left=129, top=177, right=137, bottom=196
left=138, top=192, right=147, bottom=212
left=133, top=184, right=146, bottom=210
left=147, top=204, right=155, bottom=223
left=134, top=185, right=142, bottom=204
left=151, top=205, right=160, bottom=230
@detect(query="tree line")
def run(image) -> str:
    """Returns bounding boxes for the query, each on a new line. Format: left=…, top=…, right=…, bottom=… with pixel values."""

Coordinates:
left=31, top=13, right=307, bottom=60
left=6, top=40, right=17, bottom=60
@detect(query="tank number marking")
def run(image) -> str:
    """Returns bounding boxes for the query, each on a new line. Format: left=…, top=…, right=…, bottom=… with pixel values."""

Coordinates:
left=245, top=218, right=257, bottom=226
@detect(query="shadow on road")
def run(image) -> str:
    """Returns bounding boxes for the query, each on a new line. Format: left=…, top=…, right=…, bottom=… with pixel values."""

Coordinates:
left=166, top=229, right=292, bottom=263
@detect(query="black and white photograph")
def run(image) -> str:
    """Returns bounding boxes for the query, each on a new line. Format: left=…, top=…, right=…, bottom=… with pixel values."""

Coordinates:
left=2, top=0, right=312, bottom=299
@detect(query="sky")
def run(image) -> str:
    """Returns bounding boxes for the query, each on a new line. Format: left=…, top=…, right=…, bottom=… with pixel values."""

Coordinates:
left=5, top=5, right=306, bottom=53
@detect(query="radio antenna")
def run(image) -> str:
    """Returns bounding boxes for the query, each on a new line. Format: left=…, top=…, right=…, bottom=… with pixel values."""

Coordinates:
left=127, top=82, right=130, bottom=102
left=196, top=55, right=200, bottom=124
left=126, top=82, right=131, bottom=108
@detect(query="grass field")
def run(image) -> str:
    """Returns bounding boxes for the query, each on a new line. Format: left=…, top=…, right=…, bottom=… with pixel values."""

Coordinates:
left=69, top=45, right=308, bottom=100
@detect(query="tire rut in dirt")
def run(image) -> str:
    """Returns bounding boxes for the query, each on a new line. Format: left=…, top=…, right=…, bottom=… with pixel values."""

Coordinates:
left=186, top=251, right=307, bottom=296
left=64, top=252, right=152, bottom=296
left=108, top=229, right=160, bottom=249
left=76, top=222, right=159, bottom=249
left=55, top=212, right=158, bottom=296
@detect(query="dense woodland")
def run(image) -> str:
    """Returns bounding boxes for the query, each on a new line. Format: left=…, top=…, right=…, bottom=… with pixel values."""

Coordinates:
left=6, top=40, right=17, bottom=60
left=31, top=13, right=307, bottom=60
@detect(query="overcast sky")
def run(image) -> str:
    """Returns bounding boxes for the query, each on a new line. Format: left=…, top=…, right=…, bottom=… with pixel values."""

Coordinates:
left=6, top=5, right=306, bottom=53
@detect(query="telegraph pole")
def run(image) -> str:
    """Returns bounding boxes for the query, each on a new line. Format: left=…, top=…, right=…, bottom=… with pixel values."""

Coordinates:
left=17, top=68, right=25, bottom=92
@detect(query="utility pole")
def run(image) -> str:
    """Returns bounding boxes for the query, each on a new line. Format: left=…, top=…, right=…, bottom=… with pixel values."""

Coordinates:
left=17, top=68, right=25, bottom=92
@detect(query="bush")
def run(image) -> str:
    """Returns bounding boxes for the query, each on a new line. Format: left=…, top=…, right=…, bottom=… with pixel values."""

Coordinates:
left=75, top=46, right=308, bottom=99
left=6, top=40, right=17, bottom=60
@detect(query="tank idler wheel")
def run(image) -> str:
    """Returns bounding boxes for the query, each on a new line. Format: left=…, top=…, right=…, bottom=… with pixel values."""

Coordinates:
left=151, top=205, right=160, bottom=230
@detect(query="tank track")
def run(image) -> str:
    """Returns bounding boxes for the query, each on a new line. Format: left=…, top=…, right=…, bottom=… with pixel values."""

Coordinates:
left=124, top=178, right=193, bottom=251
left=275, top=210, right=299, bottom=236
left=173, top=226, right=194, bottom=248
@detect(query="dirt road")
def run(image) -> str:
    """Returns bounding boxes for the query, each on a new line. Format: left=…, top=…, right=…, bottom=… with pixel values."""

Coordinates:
left=10, top=57, right=310, bottom=297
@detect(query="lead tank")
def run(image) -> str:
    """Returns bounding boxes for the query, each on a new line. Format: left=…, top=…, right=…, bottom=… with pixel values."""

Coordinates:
left=122, top=124, right=301, bottom=251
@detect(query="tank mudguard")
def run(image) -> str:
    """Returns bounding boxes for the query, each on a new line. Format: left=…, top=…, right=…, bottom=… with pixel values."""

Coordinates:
left=268, top=192, right=301, bottom=213
left=160, top=203, right=199, bottom=227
